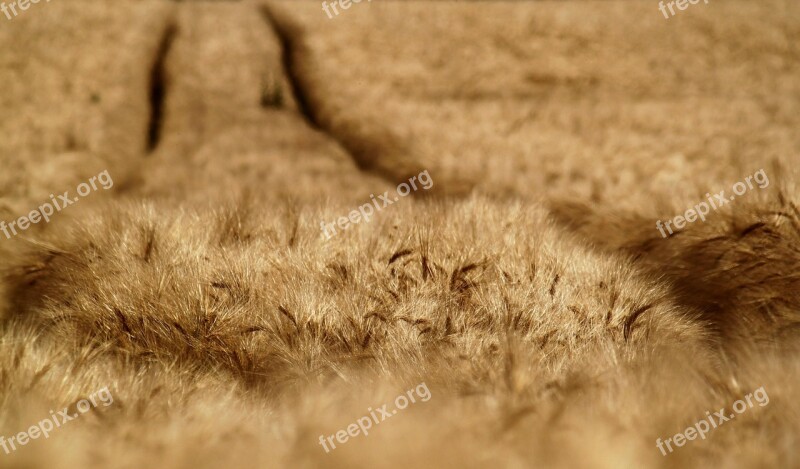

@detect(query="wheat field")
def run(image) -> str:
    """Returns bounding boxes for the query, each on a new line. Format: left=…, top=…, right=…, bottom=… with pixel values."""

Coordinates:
left=0, top=0, right=799, bottom=468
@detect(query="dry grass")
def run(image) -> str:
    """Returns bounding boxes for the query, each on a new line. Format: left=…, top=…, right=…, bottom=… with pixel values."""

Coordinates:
left=0, top=1, right=798, bottom=468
